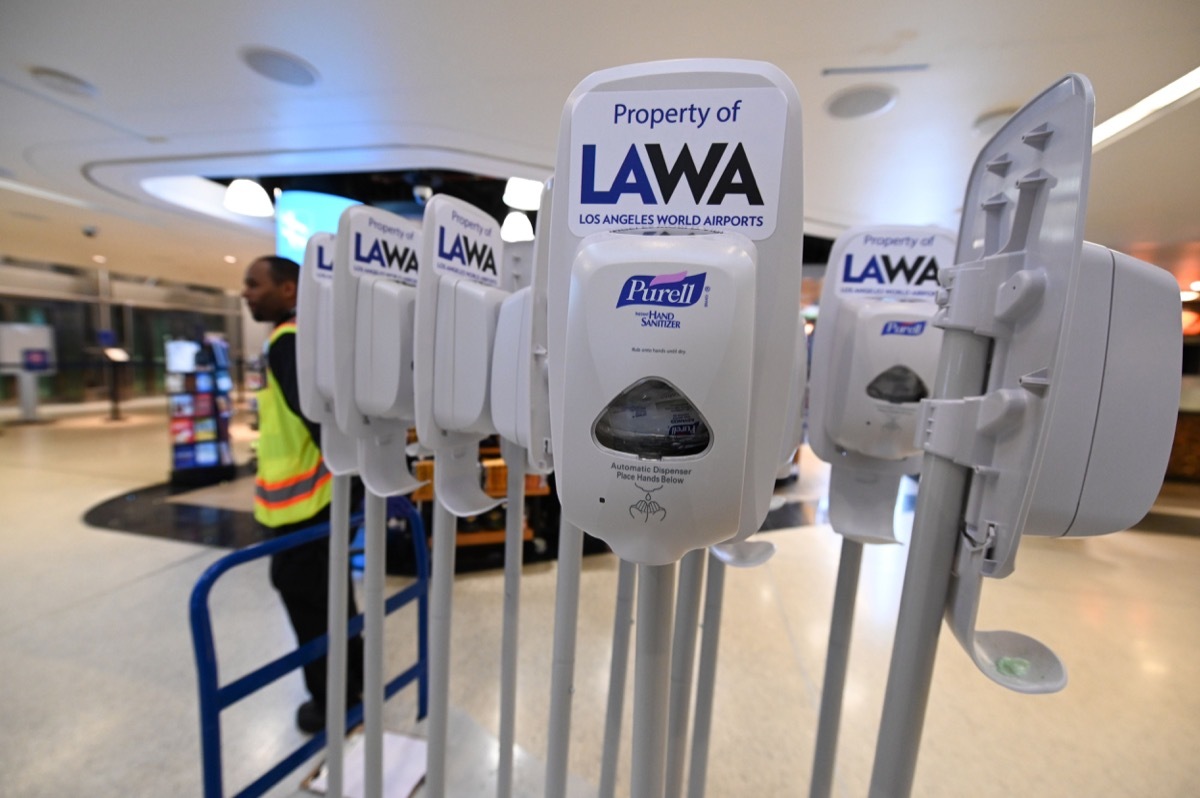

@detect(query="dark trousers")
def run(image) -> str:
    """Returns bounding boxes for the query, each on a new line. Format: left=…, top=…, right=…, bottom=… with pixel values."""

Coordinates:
left=267, top=513, right=364, bottom=706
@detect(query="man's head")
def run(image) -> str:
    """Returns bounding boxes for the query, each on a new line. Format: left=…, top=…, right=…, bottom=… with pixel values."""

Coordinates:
left=242, top=256, right=300, bottom=324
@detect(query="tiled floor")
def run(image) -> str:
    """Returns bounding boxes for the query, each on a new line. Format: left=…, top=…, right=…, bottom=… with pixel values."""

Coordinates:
left=1, top=404, right=1199, bottom=796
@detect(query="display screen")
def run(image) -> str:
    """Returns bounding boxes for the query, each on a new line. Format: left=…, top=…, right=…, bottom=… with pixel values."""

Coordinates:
left=275, top=190, right=358, bottom=264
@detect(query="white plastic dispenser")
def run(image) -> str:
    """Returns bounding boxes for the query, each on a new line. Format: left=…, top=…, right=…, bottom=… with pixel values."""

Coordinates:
left=544, top=58, right=804, bottom=566
left=296, top=232, right=359, bottom=474
left=807, top=226, right=954, bottom=543
left=414, top=194, right=510, bottom=516
left=913, top=74, right=1181, bottom=694
left=330, top=205, right=423, bottom=496
left=491, top=181, right=554, bottom=475
left=777, top=308, right=808, bottom=476
left=805, top=226, right=953, bottom=798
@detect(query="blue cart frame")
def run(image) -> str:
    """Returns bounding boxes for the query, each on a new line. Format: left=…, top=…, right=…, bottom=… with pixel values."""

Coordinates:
left=189, top=499, right=429, bottom=797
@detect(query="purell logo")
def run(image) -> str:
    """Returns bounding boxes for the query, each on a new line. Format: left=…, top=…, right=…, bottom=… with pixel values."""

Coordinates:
left=353, top=232, right=418, bottom=275
left=616, top=271, right=706, bottom=309
left=881, top=320, right=927, bottom=336
left=843, top=254, right=939, bottom=285
left=581, top=143, right=763, bottom=206
left=437, top=227, right=497, bottom=276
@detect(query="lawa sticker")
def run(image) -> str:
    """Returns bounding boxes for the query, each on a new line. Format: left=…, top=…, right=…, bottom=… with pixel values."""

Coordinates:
left=837, top=231, right=954, bottom=301
left=569, top=87, right=787, bottom=240
left=432, top=203, right=503, bottom=288
left=347, top=214, right=420, bottom=286
left=310, top=234, right=335, bottom=283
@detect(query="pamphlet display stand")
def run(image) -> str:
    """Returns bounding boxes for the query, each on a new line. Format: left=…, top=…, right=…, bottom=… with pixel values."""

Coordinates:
left=167, top=336, right=237, bottom=487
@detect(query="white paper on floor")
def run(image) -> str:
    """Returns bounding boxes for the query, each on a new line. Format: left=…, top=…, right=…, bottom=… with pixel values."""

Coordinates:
left=305, top=731, right=427, bottom=798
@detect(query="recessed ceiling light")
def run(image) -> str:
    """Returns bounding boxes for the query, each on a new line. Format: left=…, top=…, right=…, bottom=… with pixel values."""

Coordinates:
left=224, top=255, right=238, bottom=264
left=239, top=46, right=320, bottom=87
left=92, top=255, right=107, bottom=264
left=29, top=66, right=99, bottom=98
left=826, top=85, right=897, bottom=119
left=973, top=106, right=1020, bottom=138
left=1190, top=280, right=1200, bottom=292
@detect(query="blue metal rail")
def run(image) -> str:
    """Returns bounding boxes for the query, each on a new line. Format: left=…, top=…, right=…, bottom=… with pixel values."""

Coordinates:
left=190, top=498, right=429, bottom=798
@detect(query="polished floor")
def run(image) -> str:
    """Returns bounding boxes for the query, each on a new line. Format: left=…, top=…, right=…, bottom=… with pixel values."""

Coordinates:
left=1, top=402, right=1199, bottom=797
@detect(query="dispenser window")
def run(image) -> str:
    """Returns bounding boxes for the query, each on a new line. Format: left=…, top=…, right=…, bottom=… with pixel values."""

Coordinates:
left=866, top=365, right=928, bottom=404
left=593, top=378, right=711, bottom=459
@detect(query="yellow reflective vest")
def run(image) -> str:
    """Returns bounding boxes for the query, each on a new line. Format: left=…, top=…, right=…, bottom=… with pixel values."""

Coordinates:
left=254, top=321, right=331, bottom=527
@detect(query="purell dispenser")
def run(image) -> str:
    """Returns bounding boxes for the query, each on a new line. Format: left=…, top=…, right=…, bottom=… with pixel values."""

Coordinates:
left=414, top=195, right=511, bottom=516
left=807, top=226, right=954, bottom=543
left=871, top=72, right=1181, bottom=798
left=918, top=74, right=1181, bottom=693
left=805, top=226, right=953, bottom=798
left=546, top=59, right=804, bottom=565
left=491, top=182, right=554, bottom=476
left=330, top=205, right=423, bottom=496
left=296, top=232, right=358, bottom=474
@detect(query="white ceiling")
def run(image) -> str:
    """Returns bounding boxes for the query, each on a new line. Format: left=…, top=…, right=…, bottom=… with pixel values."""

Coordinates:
left=1, top=1, right=1198, bottom=291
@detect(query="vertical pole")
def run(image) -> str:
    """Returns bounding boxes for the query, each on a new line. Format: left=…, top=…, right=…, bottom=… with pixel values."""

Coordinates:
left=664, top=550, right=706, bottom=798
left=867, top=330, right=989, bottom=797
left=544, top=519, right=584, bottom=798
left=809, top=537, right=864, bottom=798
left=427, top=500, right=458, bottom=797
left=17, top=372, right=38, bottom=422
left=631, top=562, right=677, bottom=798
left=598, top=558, right=637, bottom=798
left=686, top=553, right=726, bottom=798
left=108, top=360, right=122, bottom=421
left=363, top=491, right=387, bottom=798
left=324, top=476, right=351, bottom=798
left=497, top=443, right=527, bottom=798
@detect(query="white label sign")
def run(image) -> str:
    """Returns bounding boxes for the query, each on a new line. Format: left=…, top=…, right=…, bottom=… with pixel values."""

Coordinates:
left=431, top=202, right=503, bottom=287
left=347, top=212, right=420, bottom=286
left=835, top=230, right=953, bottom=301
left=569, top=87, right=788, bottom=240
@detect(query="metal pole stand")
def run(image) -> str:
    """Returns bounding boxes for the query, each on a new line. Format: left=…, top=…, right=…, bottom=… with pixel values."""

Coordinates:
left=867, top=329, right=989, bottom=797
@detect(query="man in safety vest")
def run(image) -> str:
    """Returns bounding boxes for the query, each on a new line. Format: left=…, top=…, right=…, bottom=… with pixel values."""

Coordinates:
left=243, top=255, right=363, bottom=733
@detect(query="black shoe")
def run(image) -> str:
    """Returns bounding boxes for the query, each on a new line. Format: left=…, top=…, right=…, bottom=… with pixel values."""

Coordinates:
left=296, top=699, right=325, bottom=734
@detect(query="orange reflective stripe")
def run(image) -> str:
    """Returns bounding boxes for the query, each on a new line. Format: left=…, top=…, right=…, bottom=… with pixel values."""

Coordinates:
left=255, top=460, right=331, bottom=506
left=256, top=461, right=323, bottom=492
left=255, top=470, right=333, bottom=510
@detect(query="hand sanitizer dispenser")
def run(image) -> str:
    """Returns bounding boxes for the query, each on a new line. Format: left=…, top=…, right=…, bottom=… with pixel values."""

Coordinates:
left=917, top=74, right=1181, bottom=692
left=297, top=232, right=359, bottom=474
left=414, top=195, right=511, bottom=516
left=491, top=181, right=554, bottom=475
left=330, top=205, right=423, bottom=496
left=544, top=59, right=805, bottom=565
left=807, top=226, right=954, bottom=543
